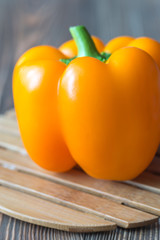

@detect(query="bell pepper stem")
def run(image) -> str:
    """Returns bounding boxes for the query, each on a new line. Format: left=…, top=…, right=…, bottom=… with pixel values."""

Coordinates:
left=69, top=25, right=101, bottom=58
left=60, top=25, right=111, bottom=64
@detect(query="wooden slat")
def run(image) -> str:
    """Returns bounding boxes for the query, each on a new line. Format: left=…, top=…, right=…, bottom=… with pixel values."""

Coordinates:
left=0, top=148, right=160, bottom=216
left=0, top=132, right=26, bottom=155
left=0, top=186, right=115, bottom=232
left=0, top=147, right=35, bottom=169
left=0, top=117, right=19, bottom=136
left=0, top=165, right=157, bottom=228
left=127, top=172, right=160, bottom=194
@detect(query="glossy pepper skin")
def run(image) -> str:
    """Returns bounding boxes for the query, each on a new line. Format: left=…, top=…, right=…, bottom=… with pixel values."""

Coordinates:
left=58, top=26, right=160, bottom=180
left=13, top=32, right=104, bottom=172
left=13, top=46, right=76, bottom=172
left=104, top=36, right=160, bottom=69
left=58, top=48, right=160, bottom=180
left=13, top=26, right=160, bottom=180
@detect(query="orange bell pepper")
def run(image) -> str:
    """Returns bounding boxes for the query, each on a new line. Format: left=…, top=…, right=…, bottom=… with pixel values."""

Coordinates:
left=13, top=25, right=160, bottom=180
left=13, top=46, right=76, bottom=172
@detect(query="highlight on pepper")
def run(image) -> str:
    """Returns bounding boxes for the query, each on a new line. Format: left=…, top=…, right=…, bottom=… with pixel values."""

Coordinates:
left=13, top=25, right=160, bottom=180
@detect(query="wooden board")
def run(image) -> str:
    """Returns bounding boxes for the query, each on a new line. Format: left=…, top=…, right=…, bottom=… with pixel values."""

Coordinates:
left=0, top=110, right=160, bottom=232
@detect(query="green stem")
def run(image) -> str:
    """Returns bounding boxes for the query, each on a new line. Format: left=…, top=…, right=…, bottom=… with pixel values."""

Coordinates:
left=69, top=25, right=101, bottom=58
left=60, top=25, right=111, bottom=65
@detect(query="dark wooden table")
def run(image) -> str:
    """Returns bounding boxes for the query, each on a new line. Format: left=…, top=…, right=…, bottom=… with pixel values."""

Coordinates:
left=0, top=214, right=160, bottom=240
left=1, top=0, right=160, bottom=239
left=0, top=215, right=160, bottom=240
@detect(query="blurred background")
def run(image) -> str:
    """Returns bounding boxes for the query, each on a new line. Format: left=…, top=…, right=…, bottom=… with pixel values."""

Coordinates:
left=0, top=0, right=160, bottom=113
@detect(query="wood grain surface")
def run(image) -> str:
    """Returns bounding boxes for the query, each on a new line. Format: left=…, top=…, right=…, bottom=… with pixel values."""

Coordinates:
left=1, top=0, right=160, bottom=239
left=1, top=147, right=160, bottom=217
left=0, top=166, right=157, bottom=229
left=0, top=186, right=116, bottom=233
